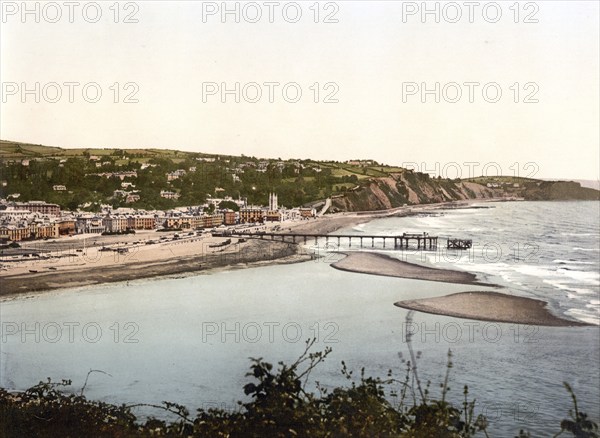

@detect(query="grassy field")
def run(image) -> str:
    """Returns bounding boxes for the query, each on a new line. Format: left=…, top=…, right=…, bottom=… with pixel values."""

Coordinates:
left=464, top=175, right=540, bottom=185
left=0, top=140, right=197, bottom=160
left=0, top=139, right=539, bottom=185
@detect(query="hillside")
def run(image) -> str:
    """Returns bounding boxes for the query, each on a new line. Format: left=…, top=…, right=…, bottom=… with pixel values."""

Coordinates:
left=0, top=140, right=598, bottom=212
left=329, top=173, right=500, bottom=212
left=0, top=140, right=199, bottom=160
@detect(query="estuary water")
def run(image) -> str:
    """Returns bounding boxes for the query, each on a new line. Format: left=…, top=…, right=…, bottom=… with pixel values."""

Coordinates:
left=0, top=201, right=598, bottom=437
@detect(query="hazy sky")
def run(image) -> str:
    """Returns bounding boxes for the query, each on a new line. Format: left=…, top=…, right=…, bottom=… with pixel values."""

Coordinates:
left=1, top=1, right=599, bottom=180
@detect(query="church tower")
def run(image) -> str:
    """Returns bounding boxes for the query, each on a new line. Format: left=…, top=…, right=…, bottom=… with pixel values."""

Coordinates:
left=269, top=193, right=278, bottom=210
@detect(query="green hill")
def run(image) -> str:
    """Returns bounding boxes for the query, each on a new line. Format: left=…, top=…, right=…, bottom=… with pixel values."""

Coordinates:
left=1, top=139, right=597, bottom=212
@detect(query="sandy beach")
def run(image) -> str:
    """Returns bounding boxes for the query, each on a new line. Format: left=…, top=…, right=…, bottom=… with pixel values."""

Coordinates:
left=0, top=212, right=374, bottom=299
left=0, top=238, right=308, bottom=300
left=395, top=292, right=590, bottom=327
left=330, top=251, right=488, bottom=285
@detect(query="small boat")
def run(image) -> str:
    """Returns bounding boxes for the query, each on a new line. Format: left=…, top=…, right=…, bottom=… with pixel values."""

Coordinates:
left=29, top=269, right=38, bottom=273
left=48, top=267, right=57, bottom=271
left=209, top=239, right=231, bottom=248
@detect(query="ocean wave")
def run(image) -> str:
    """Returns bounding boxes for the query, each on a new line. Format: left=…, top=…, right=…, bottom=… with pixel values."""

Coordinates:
left=556, top=268, right=600, bottom=285
left=455, top=261, right=511, bottom=274
left=515, top=265, right=556, bottom=278
left=512, top=265, right=599, bottom=286
left=564, top=308, right=600, bottom=326
left=414, top=217, right=447, bottom=229
left=545, top=280, right=595, bottom=295
left=552, top=259, right=596, bottom=265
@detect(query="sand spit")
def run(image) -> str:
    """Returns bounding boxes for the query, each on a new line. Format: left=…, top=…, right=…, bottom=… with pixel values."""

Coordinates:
left=395, top=292, right=590, bottom=327
left=331, top=251, right=487, bottom=285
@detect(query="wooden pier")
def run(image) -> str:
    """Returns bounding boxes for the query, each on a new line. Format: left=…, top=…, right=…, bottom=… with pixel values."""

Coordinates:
left=213, top=231, right=440, bottom=250
left=447, top=238, right=472, bottom=250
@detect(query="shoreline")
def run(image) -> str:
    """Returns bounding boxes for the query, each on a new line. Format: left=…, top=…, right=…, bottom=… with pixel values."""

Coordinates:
left=0, top=212, right=376, bottom=300
left=0, top=239, right=310, bottom=301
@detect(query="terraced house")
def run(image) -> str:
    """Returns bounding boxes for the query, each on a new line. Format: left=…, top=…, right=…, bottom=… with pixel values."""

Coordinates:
left=127, top=215, right=156, bottom=230
left=75, top=215, right=105, bottom=234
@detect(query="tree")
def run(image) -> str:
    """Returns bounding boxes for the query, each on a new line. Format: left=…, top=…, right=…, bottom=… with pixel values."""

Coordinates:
left=219, top=200, right=239, bottom=211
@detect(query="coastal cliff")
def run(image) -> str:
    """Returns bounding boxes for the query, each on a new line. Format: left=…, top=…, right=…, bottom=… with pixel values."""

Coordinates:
left=329, top=172, right=599, bottom=212
left=520, top=180, right=600, bottom=201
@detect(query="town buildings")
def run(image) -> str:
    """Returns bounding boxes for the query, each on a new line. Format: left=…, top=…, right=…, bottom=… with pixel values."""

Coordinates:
left=0, top=192, right=313, bottom=242
left=18, top=201, right=61, bottom=216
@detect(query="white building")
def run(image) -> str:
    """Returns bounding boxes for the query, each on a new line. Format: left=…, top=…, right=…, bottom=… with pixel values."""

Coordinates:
left=167, top=169, right=187, bottom=181
left=103, top=215, right=129, bottom=232
left=76, top=215, right=105, bottom=234
left=0, top=208, right=33, bottom=222
left=160, top=190, right=180, bottom=199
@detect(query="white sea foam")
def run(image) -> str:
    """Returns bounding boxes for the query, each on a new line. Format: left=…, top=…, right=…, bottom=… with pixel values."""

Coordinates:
left=564, top=308, right=600, bottom=325
left=515, top=265, right=556, bottom=278
left=545, top=280, right=595, bottom=295
left=556, top=268, right=600, bottom=285
left=552, top=259, right=596, bottom=265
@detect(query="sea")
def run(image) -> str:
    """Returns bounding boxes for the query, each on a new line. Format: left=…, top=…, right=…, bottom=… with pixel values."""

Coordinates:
left=1, top=201, right=598, bottom=437
left=347, top=200, right=600, bottom=326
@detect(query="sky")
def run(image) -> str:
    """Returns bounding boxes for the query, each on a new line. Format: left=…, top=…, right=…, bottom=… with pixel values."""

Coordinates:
left=1, top=1, right=599, bottom=180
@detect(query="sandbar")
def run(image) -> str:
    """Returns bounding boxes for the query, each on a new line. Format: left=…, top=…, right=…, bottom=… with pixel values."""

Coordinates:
left=395, top=292, right=590, bottom=327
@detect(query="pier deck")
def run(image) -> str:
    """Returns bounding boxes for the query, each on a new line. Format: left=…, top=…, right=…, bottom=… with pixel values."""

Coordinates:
left=213, top=231, right=441, bottom=250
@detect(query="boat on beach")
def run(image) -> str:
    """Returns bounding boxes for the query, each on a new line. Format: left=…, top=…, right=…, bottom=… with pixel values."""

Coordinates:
left=209, top=239, right=231, bottom=248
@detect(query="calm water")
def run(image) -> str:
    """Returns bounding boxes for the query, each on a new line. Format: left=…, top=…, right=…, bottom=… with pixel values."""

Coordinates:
left=1, top=201, right=598, bottom=437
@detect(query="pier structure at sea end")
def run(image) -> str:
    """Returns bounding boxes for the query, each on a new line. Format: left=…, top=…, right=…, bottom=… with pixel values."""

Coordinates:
left=213, top=231, right=449, bottom=250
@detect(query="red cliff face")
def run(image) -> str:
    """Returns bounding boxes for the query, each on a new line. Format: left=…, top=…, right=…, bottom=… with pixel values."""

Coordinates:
left=329, top=173, right=599, bottom=212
